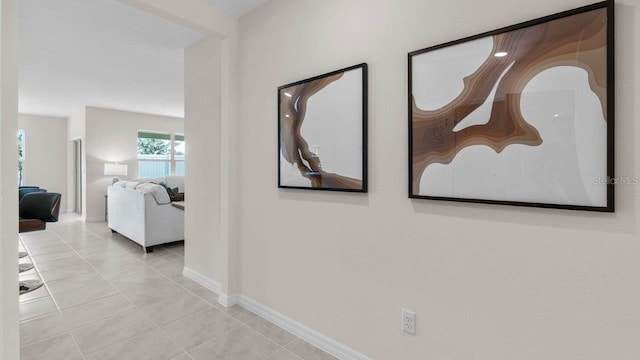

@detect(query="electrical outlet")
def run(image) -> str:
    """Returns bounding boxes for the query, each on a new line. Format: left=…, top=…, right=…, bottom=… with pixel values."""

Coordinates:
left=402, top=309, right=416, bottom=335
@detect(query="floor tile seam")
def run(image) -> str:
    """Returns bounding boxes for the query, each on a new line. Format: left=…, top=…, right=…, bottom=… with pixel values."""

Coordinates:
left=279, top=347, right=305, bottom=360
left=217, top=305, right=307, bottom=354
left=186, top=325, right=286, bottom=359
left=67, top=307, right=154, bottom=357
left=18, top=290, right=50, bottom=307
left=19, top=292, right=51, bottom=305
left=32, top=230, right=92, bottom=270
left=23, top=243, right=74, bottom=255
left=57, top=296, right=139, bottom=332
left=184, top=326, right=239, bottom=356
left=240, top=314, right=295, bottom=346
left=18, top=304, right=61, bottom=324
left=20, top=307, right=59, bottom=323
left=63, top=229, right=129, bottom=250
left=109, top=288, right=197, bottom=358
left=40, top=223, right=203, bottom=358
left=71, top=250, right=193, bottom=358
left=142, top=295, right=216, bottom=327
left=131, top=258, right=207, bottom=301
left=39, top=266, right=97, bottom=283
left=226, top=317, right=284, bottom=353
left=43, top=233, right=150, bottom=334
left=42, top=269, right=108, bottom=302
left=29, top=254, right=82, bottom=267
left=281, top=336, right=300, bottom=348
left=84, top=227, right=111, bottom=241
left=168, top=351, right=196, bottom=360
left=50, top=288, right=119, bottom=314
left=19, top=329, right=89, bottom=360
left=69, top=222, right=179, bottom=264
left=59, top=234, right=148, bottom=293
left=166, top=279, right=217, bottom=307
left=67, top=328, right=89, bottom=360
left=258, top=347, right=285, bottom=360
left=161, top=245, right=185, bottom=257
left=19, top=326, right=69, bottom=348
left=33, top=256, right=92, bottom=270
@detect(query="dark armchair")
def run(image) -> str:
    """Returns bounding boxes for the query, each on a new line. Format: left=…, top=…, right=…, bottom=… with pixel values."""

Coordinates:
left=19, top=192, right=61, bottom=233
left=19, top=186, right=47, bottom=201
left=18, top=192, right=61, bottom=294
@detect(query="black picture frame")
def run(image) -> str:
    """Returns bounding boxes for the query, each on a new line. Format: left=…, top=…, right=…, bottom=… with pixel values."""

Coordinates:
left=408, top=0, right=614, bottom=212
left=278, top=63, right=368, bottom=192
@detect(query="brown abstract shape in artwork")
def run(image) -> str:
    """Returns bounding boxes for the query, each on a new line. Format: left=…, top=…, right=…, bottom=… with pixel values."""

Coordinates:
left=280, top=73, right=362, bottom=190
left=412, top=8, right=608, bottom=194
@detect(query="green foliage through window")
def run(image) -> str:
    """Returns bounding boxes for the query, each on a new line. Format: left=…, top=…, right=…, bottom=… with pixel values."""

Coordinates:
left=137, top=131, right=184, bottom=177
left=137, top=138, right=170, bottom=155
left=18, top=130, right=24, bottom=186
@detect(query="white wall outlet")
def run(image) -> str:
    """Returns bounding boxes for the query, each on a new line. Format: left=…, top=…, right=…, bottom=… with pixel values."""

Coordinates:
left=402, top=309, right=416, bottom=335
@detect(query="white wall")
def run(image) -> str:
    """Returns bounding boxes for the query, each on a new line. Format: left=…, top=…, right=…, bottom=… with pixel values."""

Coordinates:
left=0, top=0, right=20, bottom=358
left=236, top=1, right=640, bottom=359
left=131, top=0, right=243, bottom=300
left=84, top=106, right=183, bottom=222
left=19, top=114, right=68, bottom=211
left=184, top=36, right=223, bottom=285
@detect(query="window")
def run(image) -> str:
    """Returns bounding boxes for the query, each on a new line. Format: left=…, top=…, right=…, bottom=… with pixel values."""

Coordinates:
left=18, top=130, right=25, bottom=186
left=137, top=131, right=185, bottom=178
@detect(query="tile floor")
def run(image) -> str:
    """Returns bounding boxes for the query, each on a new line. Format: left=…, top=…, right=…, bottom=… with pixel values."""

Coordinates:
left=19, top=215, right=336, bottom=360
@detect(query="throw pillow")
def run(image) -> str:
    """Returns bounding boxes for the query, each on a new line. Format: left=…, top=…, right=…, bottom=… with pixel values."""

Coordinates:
left=154, top=182, right=177, bottom=197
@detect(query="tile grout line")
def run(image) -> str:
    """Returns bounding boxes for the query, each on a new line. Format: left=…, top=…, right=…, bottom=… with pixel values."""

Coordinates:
left=24, top=220, right=315, bottom=360
left=51, top=229, right=167, bottom=358
left=50, top=227, right=91, bottom=360
left=57, top=223, right=196, bottom=359
left=21, top=228, right=88, bottom=360
left=86, top=223, right=297, bottom=359
left=85, top=225, right=287, bottom=358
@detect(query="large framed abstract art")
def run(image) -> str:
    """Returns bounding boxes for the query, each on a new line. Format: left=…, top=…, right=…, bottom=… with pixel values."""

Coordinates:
left=408, top=1, right=614, bottom=212
left=278, top=63, right=368, bottom=192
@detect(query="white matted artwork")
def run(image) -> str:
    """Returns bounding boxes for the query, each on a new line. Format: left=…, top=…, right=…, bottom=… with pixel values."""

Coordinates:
left=278, top=63, right=367, bottom=192
left=408, top=1, right=614, bottom=212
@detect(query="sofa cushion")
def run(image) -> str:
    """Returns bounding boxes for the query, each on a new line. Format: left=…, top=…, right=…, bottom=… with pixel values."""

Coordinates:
left=136, top=183, right=171, bottom=205
left=125, top=182, right=139, bottom=190
left=113, top=181, right=127, bottom=188
left=132, top=177, right=165, bottom=184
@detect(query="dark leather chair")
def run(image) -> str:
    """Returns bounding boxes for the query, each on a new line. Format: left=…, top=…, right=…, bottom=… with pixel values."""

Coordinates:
left=17, top=188, right=45, bottom=258
left=19, top=186, right=46, bottom=202
left=19, top=192, right=61, bottom=233
left=19, top=192, right=61, bottom=294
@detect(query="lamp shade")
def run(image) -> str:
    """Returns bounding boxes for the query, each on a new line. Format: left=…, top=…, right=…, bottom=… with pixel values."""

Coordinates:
left=104, top=163, right=128, bottom=176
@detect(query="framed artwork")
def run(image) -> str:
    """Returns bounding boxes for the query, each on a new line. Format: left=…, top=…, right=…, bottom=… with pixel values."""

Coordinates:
left=278, top=63, right=368, bottom=192
left=408, top=0, right=614, bottom=212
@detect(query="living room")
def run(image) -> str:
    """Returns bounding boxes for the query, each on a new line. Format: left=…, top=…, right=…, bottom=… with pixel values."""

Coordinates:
left=2, top=0, right=639, bottom=360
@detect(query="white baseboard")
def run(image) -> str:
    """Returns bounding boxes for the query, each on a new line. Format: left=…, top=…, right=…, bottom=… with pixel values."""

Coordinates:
left=218, top=293, right=240, bottom=308
left=236, top=295, right=371, bottom=360
left=181, top=268, right=370, bottom=360
left=182, top=267, right=222, bottom=295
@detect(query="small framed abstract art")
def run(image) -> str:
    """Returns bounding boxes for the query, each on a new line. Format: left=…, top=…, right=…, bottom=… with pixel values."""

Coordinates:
left=408, top=1, right=614, bottom=211
left=278, top=63, right=368, bottom=192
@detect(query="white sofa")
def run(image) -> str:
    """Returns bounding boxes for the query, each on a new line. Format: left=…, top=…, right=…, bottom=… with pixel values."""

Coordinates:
left=107, top=176, right=184, bottom=252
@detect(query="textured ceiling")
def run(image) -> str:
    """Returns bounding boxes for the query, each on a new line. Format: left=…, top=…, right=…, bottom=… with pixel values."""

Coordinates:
left=19, top=0, right=205, bottom=118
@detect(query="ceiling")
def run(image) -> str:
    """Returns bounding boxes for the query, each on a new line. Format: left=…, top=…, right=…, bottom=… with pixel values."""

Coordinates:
left=19, top=0, right=265, bottom=118
left=203, top=0, right=268, bottom=17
